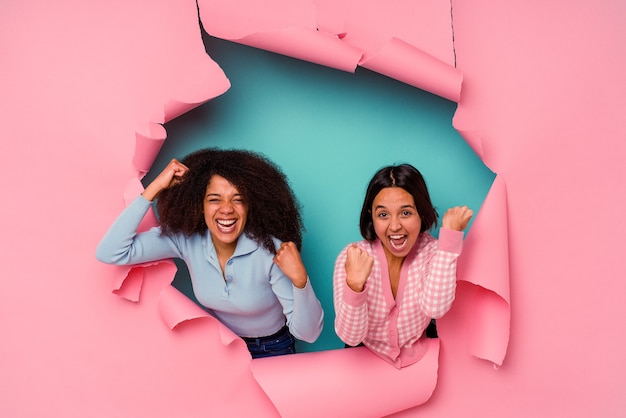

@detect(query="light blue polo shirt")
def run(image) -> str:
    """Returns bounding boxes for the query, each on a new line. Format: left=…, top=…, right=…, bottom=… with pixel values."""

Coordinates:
left=96, top=195, right=323, bottom=341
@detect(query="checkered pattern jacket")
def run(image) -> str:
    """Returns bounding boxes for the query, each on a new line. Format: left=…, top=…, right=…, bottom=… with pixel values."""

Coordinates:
left=333, top=229, right=464, bottom=368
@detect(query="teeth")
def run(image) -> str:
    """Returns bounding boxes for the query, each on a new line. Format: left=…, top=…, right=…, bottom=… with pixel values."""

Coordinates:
left=390, top=241, right=406, bottom=250
left=389, top=235, right=407, bottom=250
left=217, top=219, right=236, bottom=226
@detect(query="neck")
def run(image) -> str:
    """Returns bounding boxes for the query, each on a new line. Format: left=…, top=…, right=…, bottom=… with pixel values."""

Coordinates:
left=213, top=239, right=237, bottom=260
left=383, top=247, right=405, bottom=269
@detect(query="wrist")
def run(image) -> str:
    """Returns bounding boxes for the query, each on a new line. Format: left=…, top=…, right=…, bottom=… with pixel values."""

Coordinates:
left=141, top=183, right=162, bottom=202
left=346, top=278, right=365, bottom=293
left=292, top=276, right=308, bottom=289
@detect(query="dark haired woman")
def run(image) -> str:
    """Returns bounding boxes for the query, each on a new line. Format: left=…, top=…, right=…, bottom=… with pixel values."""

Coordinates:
left=97, top=148, right=323, bottom=358
left=333, top=163, right=472, bottom=368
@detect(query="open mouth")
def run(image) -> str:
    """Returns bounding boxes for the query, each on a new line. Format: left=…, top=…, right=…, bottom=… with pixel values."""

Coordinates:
left=216, top=219, right=237, bottom=233
left=388, top=234, right=408, bottom=251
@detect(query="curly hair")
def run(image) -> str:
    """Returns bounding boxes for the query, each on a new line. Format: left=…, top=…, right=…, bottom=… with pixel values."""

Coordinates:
left=155, top=148, right=304, bottom=254
left=359, top=163, right=439, bottom=241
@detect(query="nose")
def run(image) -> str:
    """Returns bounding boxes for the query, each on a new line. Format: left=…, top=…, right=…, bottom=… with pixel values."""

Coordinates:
left=219, top=201, right=235, bottom=213
left=389, top=216, right=402, bottom=231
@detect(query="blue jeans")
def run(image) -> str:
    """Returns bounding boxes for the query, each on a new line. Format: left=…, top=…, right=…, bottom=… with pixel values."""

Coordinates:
left=242, top=325, right=296, bottom=359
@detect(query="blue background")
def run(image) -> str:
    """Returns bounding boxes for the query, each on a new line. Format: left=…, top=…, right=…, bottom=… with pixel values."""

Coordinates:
left=144, top=35, right=495, bottom=352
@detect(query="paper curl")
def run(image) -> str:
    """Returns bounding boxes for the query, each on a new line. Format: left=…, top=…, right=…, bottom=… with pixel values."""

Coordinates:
left=198, top=0, right=462, bottom=100
left=360, top=37, right=463, bottom=102
left=457, top=175, right=511, bottom=366
left=251, top=340, right=440, bottom=417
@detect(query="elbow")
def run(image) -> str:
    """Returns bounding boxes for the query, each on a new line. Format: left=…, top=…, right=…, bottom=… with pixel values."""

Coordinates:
left=95, top=243, right=111, bottom=264
left=422, top=290, right=456, bottom=318
left=299, top=320, right=324, bottom=344
left=338, top=335, right=362, bottom=348
left=334, top=323, right=362, bottom=347
left=300, top=333, right=320, bottom=344
left=423, top=302, right=455, bottom=319
left=294, top=328, right=322, bottom=344
left=426, top=310, right=446, bottom=320
left=95, top=242, right=125, bottom=265
left=291, top=311, right=324, bottom=343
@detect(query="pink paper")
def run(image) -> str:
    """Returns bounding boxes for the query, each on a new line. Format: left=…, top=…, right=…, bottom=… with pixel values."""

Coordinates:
left=199, top=0, right=362, bottom=72
left=360, top=37, right=463, bottom=102
left=251, top=341, right=440, bottom=417
left=452, top=175, right=510, bottom=365
left=112, top=266, right=144, bottom=302
left=232, top=29, right=362, bottom=73
left=4, top=0, right=624, bottom=416
left=157, top=284, right=246, bottom=347
left=458, top=175, right=510, bottom=302
left=321, top=0, right=456, bottom=65
left=199, top=0, right=461, bottom=99
left=133, top=128, right=167, bottom=174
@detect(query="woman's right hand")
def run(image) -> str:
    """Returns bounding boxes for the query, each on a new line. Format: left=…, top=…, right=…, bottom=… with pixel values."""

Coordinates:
left=141, top=159, right=189, bottom=201
left=345, top=244, right=374, bottom=293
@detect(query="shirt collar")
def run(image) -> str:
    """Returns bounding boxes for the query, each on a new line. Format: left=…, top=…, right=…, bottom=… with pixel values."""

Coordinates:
left=203, top=231, right=259, bottom=259
left=232, top=233, right=259, bottom=257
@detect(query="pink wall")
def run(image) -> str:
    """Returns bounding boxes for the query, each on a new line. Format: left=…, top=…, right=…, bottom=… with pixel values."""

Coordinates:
left=1, top=0, right=624, bottom=416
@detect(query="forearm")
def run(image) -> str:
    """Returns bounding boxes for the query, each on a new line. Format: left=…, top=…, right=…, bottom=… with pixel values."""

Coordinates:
left=333, top=276, right=369, bottom=346
left=421, top=253, right=458, bottom=318
left=334, top=300, right=368, bottom=346
left=420, top=229, right=464, bottom=318
left=289, top=279, right=324, bottom=342
left=141, top=181, right=162, bottom=202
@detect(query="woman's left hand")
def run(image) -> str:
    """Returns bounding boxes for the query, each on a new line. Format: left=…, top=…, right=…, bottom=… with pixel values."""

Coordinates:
left=273, top=242, right=308, bottom=289
left=442, top=205, right=474, bottom=231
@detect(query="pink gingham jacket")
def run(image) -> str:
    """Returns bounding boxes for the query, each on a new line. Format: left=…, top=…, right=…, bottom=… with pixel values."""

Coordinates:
left=333, top=229, right=464, bottom=368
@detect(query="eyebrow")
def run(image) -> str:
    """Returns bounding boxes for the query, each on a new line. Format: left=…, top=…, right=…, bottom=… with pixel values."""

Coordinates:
left=205, top=192, right=244, bottom=198
left=374, top=204, right=415, bottom=210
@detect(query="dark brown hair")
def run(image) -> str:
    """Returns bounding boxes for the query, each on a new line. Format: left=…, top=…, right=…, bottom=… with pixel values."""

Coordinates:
left=156, top=148, right=303, bottom=253
left=359, top=163, right=438, bottom=241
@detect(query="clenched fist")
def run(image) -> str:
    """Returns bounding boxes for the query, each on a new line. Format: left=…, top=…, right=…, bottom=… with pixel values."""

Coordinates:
left=142, top=158, right=189, bottom=202
left=345, top=244, right=374, bottom=293
left=273, top=241, right=308, bottom=289
left=441, top=206, right=473, bottom=231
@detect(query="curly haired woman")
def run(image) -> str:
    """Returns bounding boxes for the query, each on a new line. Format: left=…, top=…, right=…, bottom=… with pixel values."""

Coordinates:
left=97, top=148, right=324, bottom=358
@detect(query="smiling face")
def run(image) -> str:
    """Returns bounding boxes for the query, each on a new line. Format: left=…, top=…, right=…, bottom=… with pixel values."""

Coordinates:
left=372, top=186, right=422, bottom=262
left=204, top=175, right=248, bottom=255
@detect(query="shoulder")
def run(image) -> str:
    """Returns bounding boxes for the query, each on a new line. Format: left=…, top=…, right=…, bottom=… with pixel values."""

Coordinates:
left=419, top=232, right=436, bottom=246
left=409, top=232, right=437, bottom=259
left=271, top=236, right=283, bottom=250
left=165, top=230, right=203, bottom=253
left=232, top=233, right=271, bottom=258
